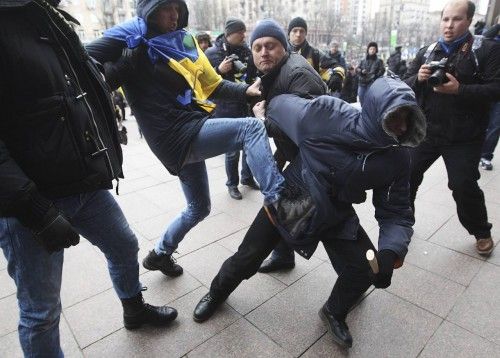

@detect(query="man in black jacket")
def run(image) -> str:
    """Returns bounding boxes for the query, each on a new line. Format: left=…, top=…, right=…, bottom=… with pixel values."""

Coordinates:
left=0, top=1, right=177, bottom=356
left=404, top=0, right=500, bottom=256
left=357, top=42, right=385, bottom=105
left=287, top=17, right=321, bottom=73
left=205, top=17, right=260, bottom=200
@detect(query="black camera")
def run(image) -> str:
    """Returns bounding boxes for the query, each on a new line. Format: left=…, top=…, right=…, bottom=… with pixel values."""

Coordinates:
left=427, top=57, right=449, bottom=86
left=226, top=54, right=247, bottom=73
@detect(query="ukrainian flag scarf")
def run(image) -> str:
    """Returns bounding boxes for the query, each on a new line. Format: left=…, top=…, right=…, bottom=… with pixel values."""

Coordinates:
left=104, top=17, right=221, bottom=112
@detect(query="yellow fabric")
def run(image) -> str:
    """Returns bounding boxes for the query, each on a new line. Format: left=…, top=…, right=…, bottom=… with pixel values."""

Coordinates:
left=320, top=66, right=346, bottom=82
left=166, top=34, right=222, bottom=112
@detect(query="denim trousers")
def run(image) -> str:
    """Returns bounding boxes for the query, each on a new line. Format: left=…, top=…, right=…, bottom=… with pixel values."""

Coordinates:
left=155, top=117, right=284, bottom=255
left=357, top=84, right=368, bottom=106
left=481, top=102, right=500, bottom=161
left=0, top=190, right=142, bottom=358
left=225, top=150, right=253, bottom=188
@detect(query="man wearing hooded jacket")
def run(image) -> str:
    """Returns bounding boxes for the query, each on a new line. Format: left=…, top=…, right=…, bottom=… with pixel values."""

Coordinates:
left=193, top=76, right=426, bottom=349
left=403, top=0, right=500, bottom=256
left=86, top=1, right=311, bottom=278
left=357, top=42, right=385, bottom=105
left=0, top=1, right=178, bottom=356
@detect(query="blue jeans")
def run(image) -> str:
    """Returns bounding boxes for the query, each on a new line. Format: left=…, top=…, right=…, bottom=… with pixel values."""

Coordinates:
left=156, top=117, right=284, bottom=255
left=481, top=102, right=500, bottom=161
left=0, top=190, right=142, bottom=357
left=225, top=150, right=253, bottom=188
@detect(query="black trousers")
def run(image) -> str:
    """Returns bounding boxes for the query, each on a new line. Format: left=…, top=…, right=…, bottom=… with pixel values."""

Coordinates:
left=410, top=140, right=492, bottom=238
left=209, top=208, right=375, bottom=320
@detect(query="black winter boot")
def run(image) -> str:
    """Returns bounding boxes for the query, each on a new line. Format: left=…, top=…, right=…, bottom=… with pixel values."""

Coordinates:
left=121, top=291, right=177, bottom=330
left=142, top=250, right=183, bottom=277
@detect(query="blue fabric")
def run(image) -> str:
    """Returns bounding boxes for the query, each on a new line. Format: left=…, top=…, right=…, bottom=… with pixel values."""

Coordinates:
left=0, top=190, right=142, bottom=356
left=438, top=31, right=470, bottom=55
left=104, top=17, right=198, bottom=63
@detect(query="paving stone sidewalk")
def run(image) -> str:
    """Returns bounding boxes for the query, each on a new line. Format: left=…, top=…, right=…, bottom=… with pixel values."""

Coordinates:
left=1, top=115, right=499, bottom=357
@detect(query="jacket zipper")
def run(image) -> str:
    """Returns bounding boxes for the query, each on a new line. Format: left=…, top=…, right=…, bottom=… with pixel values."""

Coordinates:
left=41, top=5, right=116, bottom=179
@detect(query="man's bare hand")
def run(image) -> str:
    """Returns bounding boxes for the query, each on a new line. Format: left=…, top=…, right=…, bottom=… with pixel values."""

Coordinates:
left=246, top=77, right=262, bottom=97
left=252, top=100, right=266, bottom=118
left=433, top=73, right=460, bottom=95
left=218, top=57, right=233, bottom=74
left=417, top=64, right=432, bottom=82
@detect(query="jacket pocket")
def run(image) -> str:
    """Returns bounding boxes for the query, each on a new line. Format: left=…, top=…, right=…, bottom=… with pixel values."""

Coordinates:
left=12, top=95, right=87, bottom=187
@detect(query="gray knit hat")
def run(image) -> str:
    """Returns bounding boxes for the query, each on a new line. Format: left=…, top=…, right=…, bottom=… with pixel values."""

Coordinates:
left=225, top=17, right=246, bottom=36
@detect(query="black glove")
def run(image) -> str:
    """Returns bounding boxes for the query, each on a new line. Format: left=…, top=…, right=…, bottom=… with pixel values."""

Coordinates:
left=372, top=250, right=398, bottom=289
left=33, top=206, right=80, bottom=253
left=103, top=46, right=144, bottom=90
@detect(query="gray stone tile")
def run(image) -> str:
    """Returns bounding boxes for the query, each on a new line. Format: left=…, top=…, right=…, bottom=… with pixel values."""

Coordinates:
left=83, top=287, right=240, bottom=358
left=122, top=153, right=161, bottom=171
left=0, top=294, right=19, bottom=337
left=417, top=187, right=455, bottom=208
left=176, top=213, right=248, bottom=257
left=114, top=192, right=167, bottom=223
left=61, top=243, right=113, bottom=308
left=412, top=201, right=455, bottom=241
left=141, top=164, right=177, bottom=183
left=60, top=315, right=83, bottom=357
left=420, top=320, right=500, bottom=358
left=303, top=290, right=442, bottom=357
left=312, top=242, right=330, bottom=262
left=0, top=254, right=7, bottom=270
left=448, top=263, right=500, bottom=345
left=211, top=191, right=263, bottom=226
left=246, top=263, right=338, bottom=356
left=188, top=318, right=292, bottom=358
left=118, top=176, right=162, bottom=195
left=429, top=214, right=500, bottom=259
left=217, top=228, right=248, bottom=253
left=136, top=181, right=186, bottom=212
left=387, top=263, right=465, bottom=318
left=178, top=243, right=286, bottom=315
left=266, top=254, right=324, bottom=286
left=0, top=331, right=22, bottom=358
left=119, top=168, right=149, bottom=181
left=405, top=238, right=484, bottom=286
left=0, top=269, right=16, bottom=299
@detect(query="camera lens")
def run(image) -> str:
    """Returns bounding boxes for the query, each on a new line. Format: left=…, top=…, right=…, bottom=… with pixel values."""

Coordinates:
left=428, top=69, right=445, bottom=86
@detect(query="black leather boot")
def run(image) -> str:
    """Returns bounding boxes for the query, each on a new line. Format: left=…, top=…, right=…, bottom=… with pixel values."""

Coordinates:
left=142, top=250, right=183, bottom=277
left=121, top=292, right=177, bottom=330
left=193, top=292, right=223, bottom=322
left=319, top=303, right=353, bottom=348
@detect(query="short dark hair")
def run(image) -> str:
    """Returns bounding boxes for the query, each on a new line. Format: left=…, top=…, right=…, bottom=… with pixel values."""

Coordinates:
left=441, top=1, right=475, bottom=20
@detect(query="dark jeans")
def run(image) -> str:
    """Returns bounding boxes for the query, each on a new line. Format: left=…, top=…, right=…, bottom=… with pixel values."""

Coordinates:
left=209, top=208, right=375, bottom=320
left=410, top=140, right=492, bottom=238
left=225, top=150, right=253, bottom=187
left=481, top=102, right=500, bottom=161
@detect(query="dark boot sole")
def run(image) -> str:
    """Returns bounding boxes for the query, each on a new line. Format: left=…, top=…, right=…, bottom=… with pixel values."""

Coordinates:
left=142, top=261, right=183, bottom=277
left=257, top=262, right=295, bottom=273
left=318, top=307, right=352, bottom=349
left=124, top=311, right=178, bottom=330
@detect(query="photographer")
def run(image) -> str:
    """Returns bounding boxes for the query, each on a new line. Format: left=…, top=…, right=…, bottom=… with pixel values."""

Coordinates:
left=205, top=17, right=260, bottom=200
left=404, top=0, right=500, bottom=256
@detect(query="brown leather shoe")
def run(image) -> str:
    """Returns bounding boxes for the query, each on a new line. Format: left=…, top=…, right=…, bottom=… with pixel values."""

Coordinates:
left=476, top=237, right=494, bottom=256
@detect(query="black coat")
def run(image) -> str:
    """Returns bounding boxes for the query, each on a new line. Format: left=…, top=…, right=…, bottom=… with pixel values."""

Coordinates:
left=260, top=53, right=327, bottom=162
left=358, top=55, right=385, bottom=85
left=403, top=33, right=500, bottom=144
left=0, top=1, right=122, bottom=217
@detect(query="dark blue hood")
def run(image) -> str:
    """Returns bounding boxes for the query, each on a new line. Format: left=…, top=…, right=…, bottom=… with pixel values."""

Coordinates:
left=267, top=77, right=426, bottom=152
left=137, top=0, right=188, bottom=29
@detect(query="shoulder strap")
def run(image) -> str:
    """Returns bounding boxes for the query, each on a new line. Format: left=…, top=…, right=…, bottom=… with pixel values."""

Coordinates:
left=423, top=42, right=438, bottom=63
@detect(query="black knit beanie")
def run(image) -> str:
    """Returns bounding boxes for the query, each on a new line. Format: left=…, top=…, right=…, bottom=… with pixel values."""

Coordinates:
left=288, top=17, right=307, bottom=34
left=225, top=17, right=246, bottom=36
left=250, top=19, right=288, bottom=50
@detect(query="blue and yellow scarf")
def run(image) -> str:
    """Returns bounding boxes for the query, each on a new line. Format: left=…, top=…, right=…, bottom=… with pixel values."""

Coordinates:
left=104, top=17, right=221, bottom=112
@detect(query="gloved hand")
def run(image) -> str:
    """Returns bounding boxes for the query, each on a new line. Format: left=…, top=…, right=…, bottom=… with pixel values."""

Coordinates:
left=103, top=46, right=145, bottom=90
left=372, top=250, right=398, bottom=288
left=33, top=206, right=80, bottom=253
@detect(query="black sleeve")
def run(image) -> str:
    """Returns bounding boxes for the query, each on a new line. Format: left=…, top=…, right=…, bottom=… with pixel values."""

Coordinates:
left=210, top=79, right=249, bottom=103
left=457, top=41, right=500, bottom=102
left=85, top=37, right=128, bottom=90
left=205, top=47, right=225, bottom=71
left=403, top=47, right=426, bottom=90
left=287, top=68, right=327, bottom=97
left=377, top=59, right=385, bottom=78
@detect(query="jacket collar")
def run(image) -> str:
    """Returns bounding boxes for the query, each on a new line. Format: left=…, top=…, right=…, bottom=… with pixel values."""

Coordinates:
left=0, top=0, right=32, bottom=7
